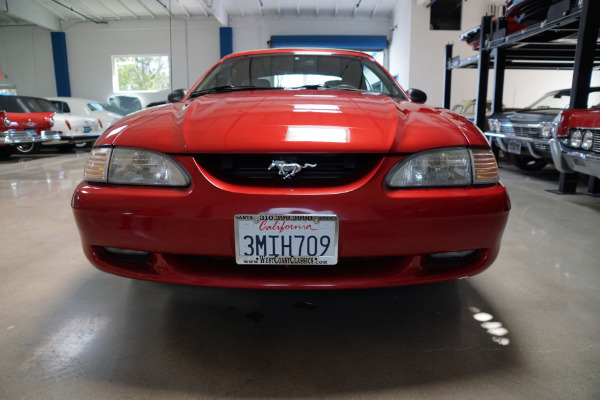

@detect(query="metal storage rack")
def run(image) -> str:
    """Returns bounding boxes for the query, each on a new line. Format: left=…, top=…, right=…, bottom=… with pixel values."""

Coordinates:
left=443, top=0, right=600, bottom=194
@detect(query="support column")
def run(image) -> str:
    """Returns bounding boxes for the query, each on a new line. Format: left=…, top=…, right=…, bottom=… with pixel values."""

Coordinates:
left=50, top=32, right=71, bottom=97
left=474, top=16, right=492, bottom=131
left=219, top=27, right=233, bottom=58
left=443, top=44, right=453, bottom=109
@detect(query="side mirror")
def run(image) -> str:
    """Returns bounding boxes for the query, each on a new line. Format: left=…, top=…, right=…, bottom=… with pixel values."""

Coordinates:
left=407, top=88, right=427, bottom=104
left=168, top=89, right=187, bottom=103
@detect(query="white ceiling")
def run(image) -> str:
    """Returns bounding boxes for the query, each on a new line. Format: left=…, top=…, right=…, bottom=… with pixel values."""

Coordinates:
left=0, top=0, right=399, bottom=30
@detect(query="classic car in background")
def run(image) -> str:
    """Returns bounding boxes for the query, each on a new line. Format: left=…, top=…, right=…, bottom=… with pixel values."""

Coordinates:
left=551, top=109, right=600, bottom=179
left=72, top=48, right=511, bottom=289
left=47, top=97, right=123, bottom=132
left=487, top=87, right=600, bottom=170
left=0, top=98, right=58, bottom=157
left=506, top=0, right=583, bottom=26
left=105, top=95, right=142, bottom=116
left=0, top=95, right=102, bottom=154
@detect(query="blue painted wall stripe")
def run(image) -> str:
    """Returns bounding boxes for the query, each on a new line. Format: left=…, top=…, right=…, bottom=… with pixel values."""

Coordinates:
left=270, top=35, right=387, bottom=51
left=220, top=27, right=233, bottom=58
left=50, top=32, right=71, bottom=97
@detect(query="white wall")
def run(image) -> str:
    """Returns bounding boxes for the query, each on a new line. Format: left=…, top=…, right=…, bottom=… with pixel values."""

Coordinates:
left=1, top=5, right=598, bottom=110
left=0, top=26, right=57, bottom=97
left=229, top=15, right=393, bottom=54
left=61, top=19, right=220, bottom=107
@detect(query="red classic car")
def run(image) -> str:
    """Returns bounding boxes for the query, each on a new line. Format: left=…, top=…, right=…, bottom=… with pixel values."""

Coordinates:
left=0, top=108, right=56, bottom=158
left=72, top=49, right=511, bottom=289
left=0, top=95, right=99, bottom=154
left=551, top=108, right=600, bottom=179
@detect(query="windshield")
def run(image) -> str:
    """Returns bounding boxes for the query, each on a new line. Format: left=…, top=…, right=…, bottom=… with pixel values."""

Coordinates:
left=528, top=90, right=600, bottom=110
left=88, top=102, right=106, bottom=111
left=0, top=96, right=58, bottom=113
left=191, top=53, right=406, bottom=99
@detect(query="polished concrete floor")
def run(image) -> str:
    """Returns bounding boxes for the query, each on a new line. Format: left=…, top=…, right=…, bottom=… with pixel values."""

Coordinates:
left=0, top=149, right=598, bottom=399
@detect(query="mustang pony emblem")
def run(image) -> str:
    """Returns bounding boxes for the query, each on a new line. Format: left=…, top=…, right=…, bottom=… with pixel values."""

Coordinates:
left=268, top=160, right=317, bottom=179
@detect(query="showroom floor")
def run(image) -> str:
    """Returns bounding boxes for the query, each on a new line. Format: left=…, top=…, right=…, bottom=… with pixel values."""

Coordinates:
left=0, top=150, right=598, bottom=399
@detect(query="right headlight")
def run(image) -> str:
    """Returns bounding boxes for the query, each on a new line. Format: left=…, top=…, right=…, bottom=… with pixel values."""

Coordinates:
left=488, top=119, right=500, bottom=133
left=386, top=147, right=499, bottom=188
left=3, top=116, right=10, bottom=128
left=84, top=146, right=190, bottom=186
left=581, top=130, right=594, bottom=151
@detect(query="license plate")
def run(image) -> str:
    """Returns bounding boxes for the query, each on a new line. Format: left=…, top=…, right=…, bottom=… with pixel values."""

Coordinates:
left=507, top=140, right=522, bottom=154
left=235, top=214, right=339, bottom=265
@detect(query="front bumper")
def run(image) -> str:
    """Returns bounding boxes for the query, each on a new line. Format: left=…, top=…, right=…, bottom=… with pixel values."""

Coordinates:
left=1, top=130, right=59, bottom=144
left=550, top=139, right=600, bottom=178
left=72, top=155, right=511, bottom=289
left=485, top=132, right=551, bottom=159
left=43, top=132, right=101, bottom=146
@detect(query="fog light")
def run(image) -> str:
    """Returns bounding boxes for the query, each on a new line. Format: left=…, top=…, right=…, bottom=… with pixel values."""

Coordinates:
left=104, top=247, right=150, bottom=257
left=582, top=130, right=594, bottom=151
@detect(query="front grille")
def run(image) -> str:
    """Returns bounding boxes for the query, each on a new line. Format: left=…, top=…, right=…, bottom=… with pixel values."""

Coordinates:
left=499, top=122, right=550, bottom=152
left=197, top=154, right=381, bottom=187
left=512, top=123, right=542, bottom=139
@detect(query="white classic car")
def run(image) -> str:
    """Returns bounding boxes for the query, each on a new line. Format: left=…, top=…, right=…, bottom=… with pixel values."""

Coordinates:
left=47, top=97, right=123, bottom=131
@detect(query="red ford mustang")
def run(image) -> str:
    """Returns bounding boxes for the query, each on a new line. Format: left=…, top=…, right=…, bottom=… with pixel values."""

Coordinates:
left=72, top=49, right=510, bottom=289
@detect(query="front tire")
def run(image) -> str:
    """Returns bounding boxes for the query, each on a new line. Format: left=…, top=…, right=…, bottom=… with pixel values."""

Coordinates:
left=15, top=143, right=41, bottom=155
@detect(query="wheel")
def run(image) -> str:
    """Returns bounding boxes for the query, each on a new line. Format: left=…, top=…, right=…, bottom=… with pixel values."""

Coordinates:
left=15, top=143, right=41, bottom=155
left=508, top=154, right=548, bottom=171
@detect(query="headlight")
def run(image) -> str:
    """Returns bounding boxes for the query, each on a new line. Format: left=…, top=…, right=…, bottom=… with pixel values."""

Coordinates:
left=84, top=147, right=190, bottom=186
left=570, top=130, right=583, bottom=148
left=385, top=147, right=499, bottom=188
left=582, top=130, right=594, bottom=151
left=541, top=122, right=556, bottom=138
left=48, top=117, right=54, bottom=127
left=488, top=119, right=500, bottom=133
left=3, top=117, right=10, bottom=128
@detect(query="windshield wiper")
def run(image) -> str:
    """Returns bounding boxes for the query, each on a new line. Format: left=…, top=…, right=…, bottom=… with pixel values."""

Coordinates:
left=189, top=85, right=281, bottom=98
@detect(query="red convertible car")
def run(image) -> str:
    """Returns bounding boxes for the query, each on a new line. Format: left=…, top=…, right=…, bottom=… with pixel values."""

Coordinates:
left=72, top=49, right=510, bottom=289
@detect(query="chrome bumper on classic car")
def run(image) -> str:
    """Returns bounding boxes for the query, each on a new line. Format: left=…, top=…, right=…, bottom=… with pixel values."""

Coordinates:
left=44, top=132, right=101, bottom=145
left=550, top=138, right=600, bottom=178
left=1, top=130, right=60, bottom=144
left=485, top=119, right=555, bottom=158
left=485, top=131, right=550, bottom=159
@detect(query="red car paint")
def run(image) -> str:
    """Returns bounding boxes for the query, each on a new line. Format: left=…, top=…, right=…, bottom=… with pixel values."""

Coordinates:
left=3, top=111, right=54, bottom=135
left=72, top=49, right=510, bottom=289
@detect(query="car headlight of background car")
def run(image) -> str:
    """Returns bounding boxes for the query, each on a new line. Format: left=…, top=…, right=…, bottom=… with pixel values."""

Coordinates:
left=541, top=121, right=557, bottom=138
left=566, top=129, right=595, bottom=151
left=84, top=147, right=191, bottom=186
left=488, top=119, right=501, bottom=133
left=386, top=147, right=499, bottom=188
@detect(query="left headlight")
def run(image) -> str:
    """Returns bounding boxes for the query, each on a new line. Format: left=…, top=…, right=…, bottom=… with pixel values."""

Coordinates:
left=84, top=147, right=191, bottom=186
left=386, top=147, right=499, bottom=188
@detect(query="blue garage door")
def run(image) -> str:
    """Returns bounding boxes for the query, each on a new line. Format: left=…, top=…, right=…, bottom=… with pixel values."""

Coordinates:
left=269, top=35, right=387, bottom=51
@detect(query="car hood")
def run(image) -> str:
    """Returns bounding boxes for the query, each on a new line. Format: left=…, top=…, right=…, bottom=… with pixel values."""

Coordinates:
left=104, top=90, right=472, bottom=153
left=509, top=109, right=562, bottom=123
